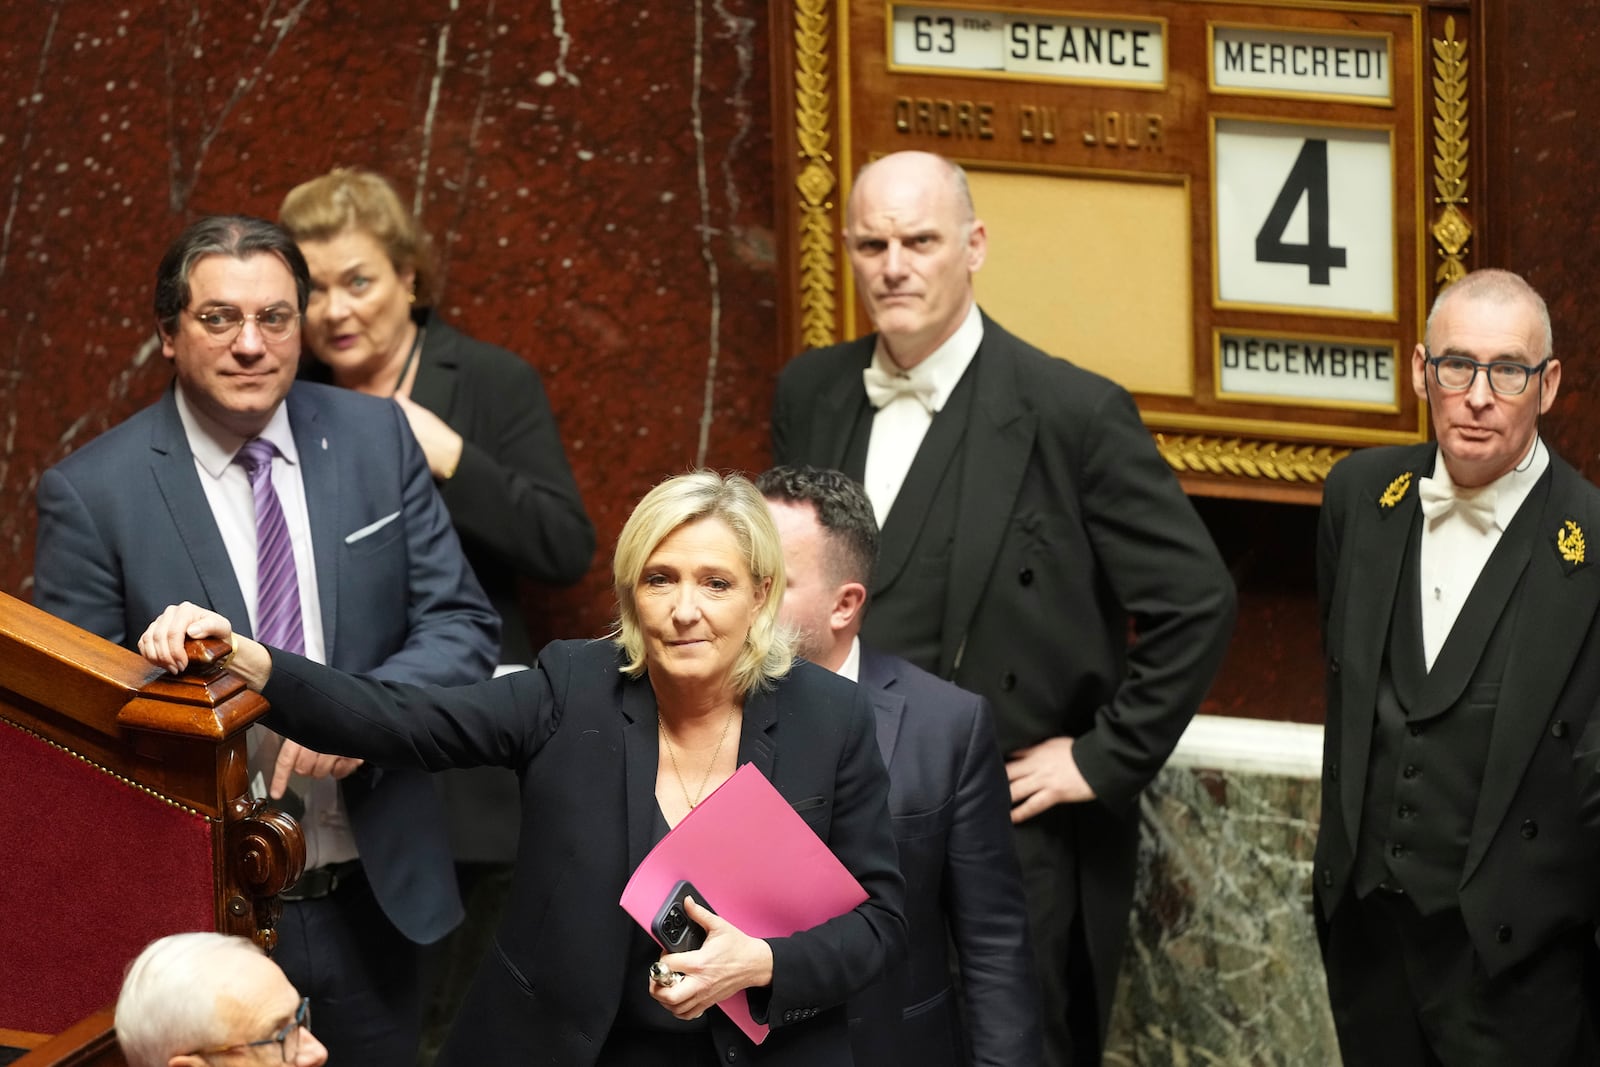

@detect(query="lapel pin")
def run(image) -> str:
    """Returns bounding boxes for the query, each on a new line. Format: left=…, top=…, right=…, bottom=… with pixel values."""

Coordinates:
left=1557, top=519, right=1586, bottom=569
left=1378, top=471, right=1413, bottom=511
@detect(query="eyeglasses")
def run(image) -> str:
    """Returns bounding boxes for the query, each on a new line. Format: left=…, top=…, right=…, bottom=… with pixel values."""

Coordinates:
left=1425, top=348, right=1550, bottom=396
left=185, top=305, right=301, bottom=342
left=189, top=996, right=311, bottom=1062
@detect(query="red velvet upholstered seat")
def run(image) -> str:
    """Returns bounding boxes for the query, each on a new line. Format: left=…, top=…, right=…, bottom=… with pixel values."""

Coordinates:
left=0, top=591, right=302, bottom=1047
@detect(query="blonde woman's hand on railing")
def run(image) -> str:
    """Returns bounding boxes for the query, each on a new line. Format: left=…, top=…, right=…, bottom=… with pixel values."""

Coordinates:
left=138, top=601, right=273, bottom=691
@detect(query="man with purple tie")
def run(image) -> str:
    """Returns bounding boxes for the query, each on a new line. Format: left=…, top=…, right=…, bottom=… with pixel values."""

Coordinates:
left=32, top=215, right=498, bottom=1067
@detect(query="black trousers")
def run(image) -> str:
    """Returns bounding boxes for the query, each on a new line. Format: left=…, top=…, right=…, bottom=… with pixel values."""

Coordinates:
left=1322, top=887, right=1600, bottom=1067
left=1015, top=808, right=1100, bottom=1067
left=274, top=868, right=426, bottom=1067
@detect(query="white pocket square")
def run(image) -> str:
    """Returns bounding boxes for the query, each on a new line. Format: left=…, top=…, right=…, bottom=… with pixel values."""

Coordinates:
left=344, top=510, right=401, bottom=544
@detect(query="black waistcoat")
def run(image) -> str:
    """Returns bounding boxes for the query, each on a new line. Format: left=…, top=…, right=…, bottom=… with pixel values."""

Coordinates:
left=1353, top=484, right=1545, bottom=913
left=851, top=361, right=980, bottom=675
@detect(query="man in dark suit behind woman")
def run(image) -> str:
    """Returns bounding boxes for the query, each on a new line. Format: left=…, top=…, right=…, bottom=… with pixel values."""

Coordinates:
left=757, top=464, right=1042, bottom=1066
left=1315, top=269, right=1600, bottom=1064
left=772, top=150, right=1236, bottom=1065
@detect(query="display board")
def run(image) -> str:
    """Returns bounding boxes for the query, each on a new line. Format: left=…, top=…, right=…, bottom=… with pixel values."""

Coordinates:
left=772, top=0, right=1485, bottom=501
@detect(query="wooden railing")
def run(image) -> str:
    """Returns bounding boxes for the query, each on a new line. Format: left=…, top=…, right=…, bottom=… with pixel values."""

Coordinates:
left=0, top=591, right=303, bottom=1051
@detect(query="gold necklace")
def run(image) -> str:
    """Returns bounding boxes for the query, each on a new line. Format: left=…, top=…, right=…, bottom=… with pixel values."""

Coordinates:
left=659, top=706, right=737, bottom=809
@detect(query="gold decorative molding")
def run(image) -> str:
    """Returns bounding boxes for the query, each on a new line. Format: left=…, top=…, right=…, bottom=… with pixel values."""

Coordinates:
left=794, top=0, right=837, bottom=348
left=1155, top=434, right=1347, bottom=484
left=1430, top=16, right=1471, bottom=285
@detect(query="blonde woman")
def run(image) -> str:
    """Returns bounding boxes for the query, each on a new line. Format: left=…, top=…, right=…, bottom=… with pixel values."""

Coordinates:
left=141, top=471, right=906, bottom=1067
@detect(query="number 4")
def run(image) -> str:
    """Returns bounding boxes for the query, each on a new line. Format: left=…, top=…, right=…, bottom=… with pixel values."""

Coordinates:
left=1254, top=139, right=1347, bottom=286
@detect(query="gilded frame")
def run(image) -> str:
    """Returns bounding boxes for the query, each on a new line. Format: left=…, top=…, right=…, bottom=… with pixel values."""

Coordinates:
left=773, top=0, right=1481, bottom=502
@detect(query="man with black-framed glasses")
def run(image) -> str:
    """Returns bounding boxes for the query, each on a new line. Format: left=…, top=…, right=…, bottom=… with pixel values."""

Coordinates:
left=1315, top=268, right=1600, bottom=1064
left=115, top=932, right=328, bottom=1066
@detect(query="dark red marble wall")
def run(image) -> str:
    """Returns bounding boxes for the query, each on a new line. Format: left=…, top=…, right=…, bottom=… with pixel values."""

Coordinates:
left=4, top=1, right=1597, bottom=721
left=0, top=0, right=775, bottom=645
left=1488, top=1, right=1600, bottom=469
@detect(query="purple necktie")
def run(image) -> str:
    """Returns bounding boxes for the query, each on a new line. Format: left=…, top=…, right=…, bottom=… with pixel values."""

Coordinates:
left=236, top=438, right=305, bottom=654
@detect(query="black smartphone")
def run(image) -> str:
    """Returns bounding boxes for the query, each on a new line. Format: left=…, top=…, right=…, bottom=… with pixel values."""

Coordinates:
left=651, top=880, right=714, bottom=953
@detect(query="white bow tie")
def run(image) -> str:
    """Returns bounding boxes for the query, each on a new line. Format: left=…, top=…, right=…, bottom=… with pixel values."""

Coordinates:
left=862, top=363, right=938, bottom=413
left=1417, top=476, right=1498, bottom=531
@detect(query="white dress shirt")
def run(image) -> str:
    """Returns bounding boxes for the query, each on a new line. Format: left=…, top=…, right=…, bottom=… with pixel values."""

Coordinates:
left=175, top=386, right=355, bottom=868
left=836, top=635, right=863, bottom=683
left=1418, top=438, right=1547, bottom=670
left=862, top=303, right=983, bottom=527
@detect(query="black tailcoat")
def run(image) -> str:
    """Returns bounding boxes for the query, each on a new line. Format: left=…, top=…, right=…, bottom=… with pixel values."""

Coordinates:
left=1315, top=441, right=1600, bottom=976
left=774, top=313, right=1236, bottom=1042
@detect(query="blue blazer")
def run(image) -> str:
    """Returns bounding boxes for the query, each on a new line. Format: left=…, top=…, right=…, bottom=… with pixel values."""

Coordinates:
left=851, top=646, right=1042, bottom=1067
left=257, top=639, right=908, bottom=1067
left=32, top=380, right=500, bottom=943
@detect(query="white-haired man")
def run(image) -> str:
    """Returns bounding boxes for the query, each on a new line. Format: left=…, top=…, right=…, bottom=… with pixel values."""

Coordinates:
left=115, top=932, right=327, bottom=1067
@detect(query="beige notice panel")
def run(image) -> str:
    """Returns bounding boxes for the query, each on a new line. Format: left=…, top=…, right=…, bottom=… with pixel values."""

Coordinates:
left=972, top=170, right=1192, bottom=397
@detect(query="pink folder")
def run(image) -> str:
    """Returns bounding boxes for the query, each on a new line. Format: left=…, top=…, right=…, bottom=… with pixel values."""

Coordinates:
left=619, top=762, right=868, bottom=1044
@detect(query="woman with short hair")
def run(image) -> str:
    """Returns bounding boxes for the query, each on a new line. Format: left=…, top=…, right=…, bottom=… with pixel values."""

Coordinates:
left=280, top=167, right=595, bottom=664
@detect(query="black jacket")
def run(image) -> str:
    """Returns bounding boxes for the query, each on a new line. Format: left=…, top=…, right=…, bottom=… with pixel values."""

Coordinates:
left=261, top=639, right=907, bottom=1066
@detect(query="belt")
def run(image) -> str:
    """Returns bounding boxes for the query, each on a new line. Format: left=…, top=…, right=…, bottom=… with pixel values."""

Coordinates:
left=280, top=860, right=362, bottom=902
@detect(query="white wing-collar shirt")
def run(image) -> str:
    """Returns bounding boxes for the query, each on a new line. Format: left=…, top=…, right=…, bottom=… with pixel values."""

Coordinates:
left=1418, top=437, right=1548, bottom=670
left=862, top=301, right=983, bottom=527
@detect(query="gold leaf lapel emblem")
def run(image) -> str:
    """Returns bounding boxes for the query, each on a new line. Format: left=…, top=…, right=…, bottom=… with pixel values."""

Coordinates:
left=1379, top=472, right=1413, bottom=509
left=1558, top=520, right=1586, bottom=565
